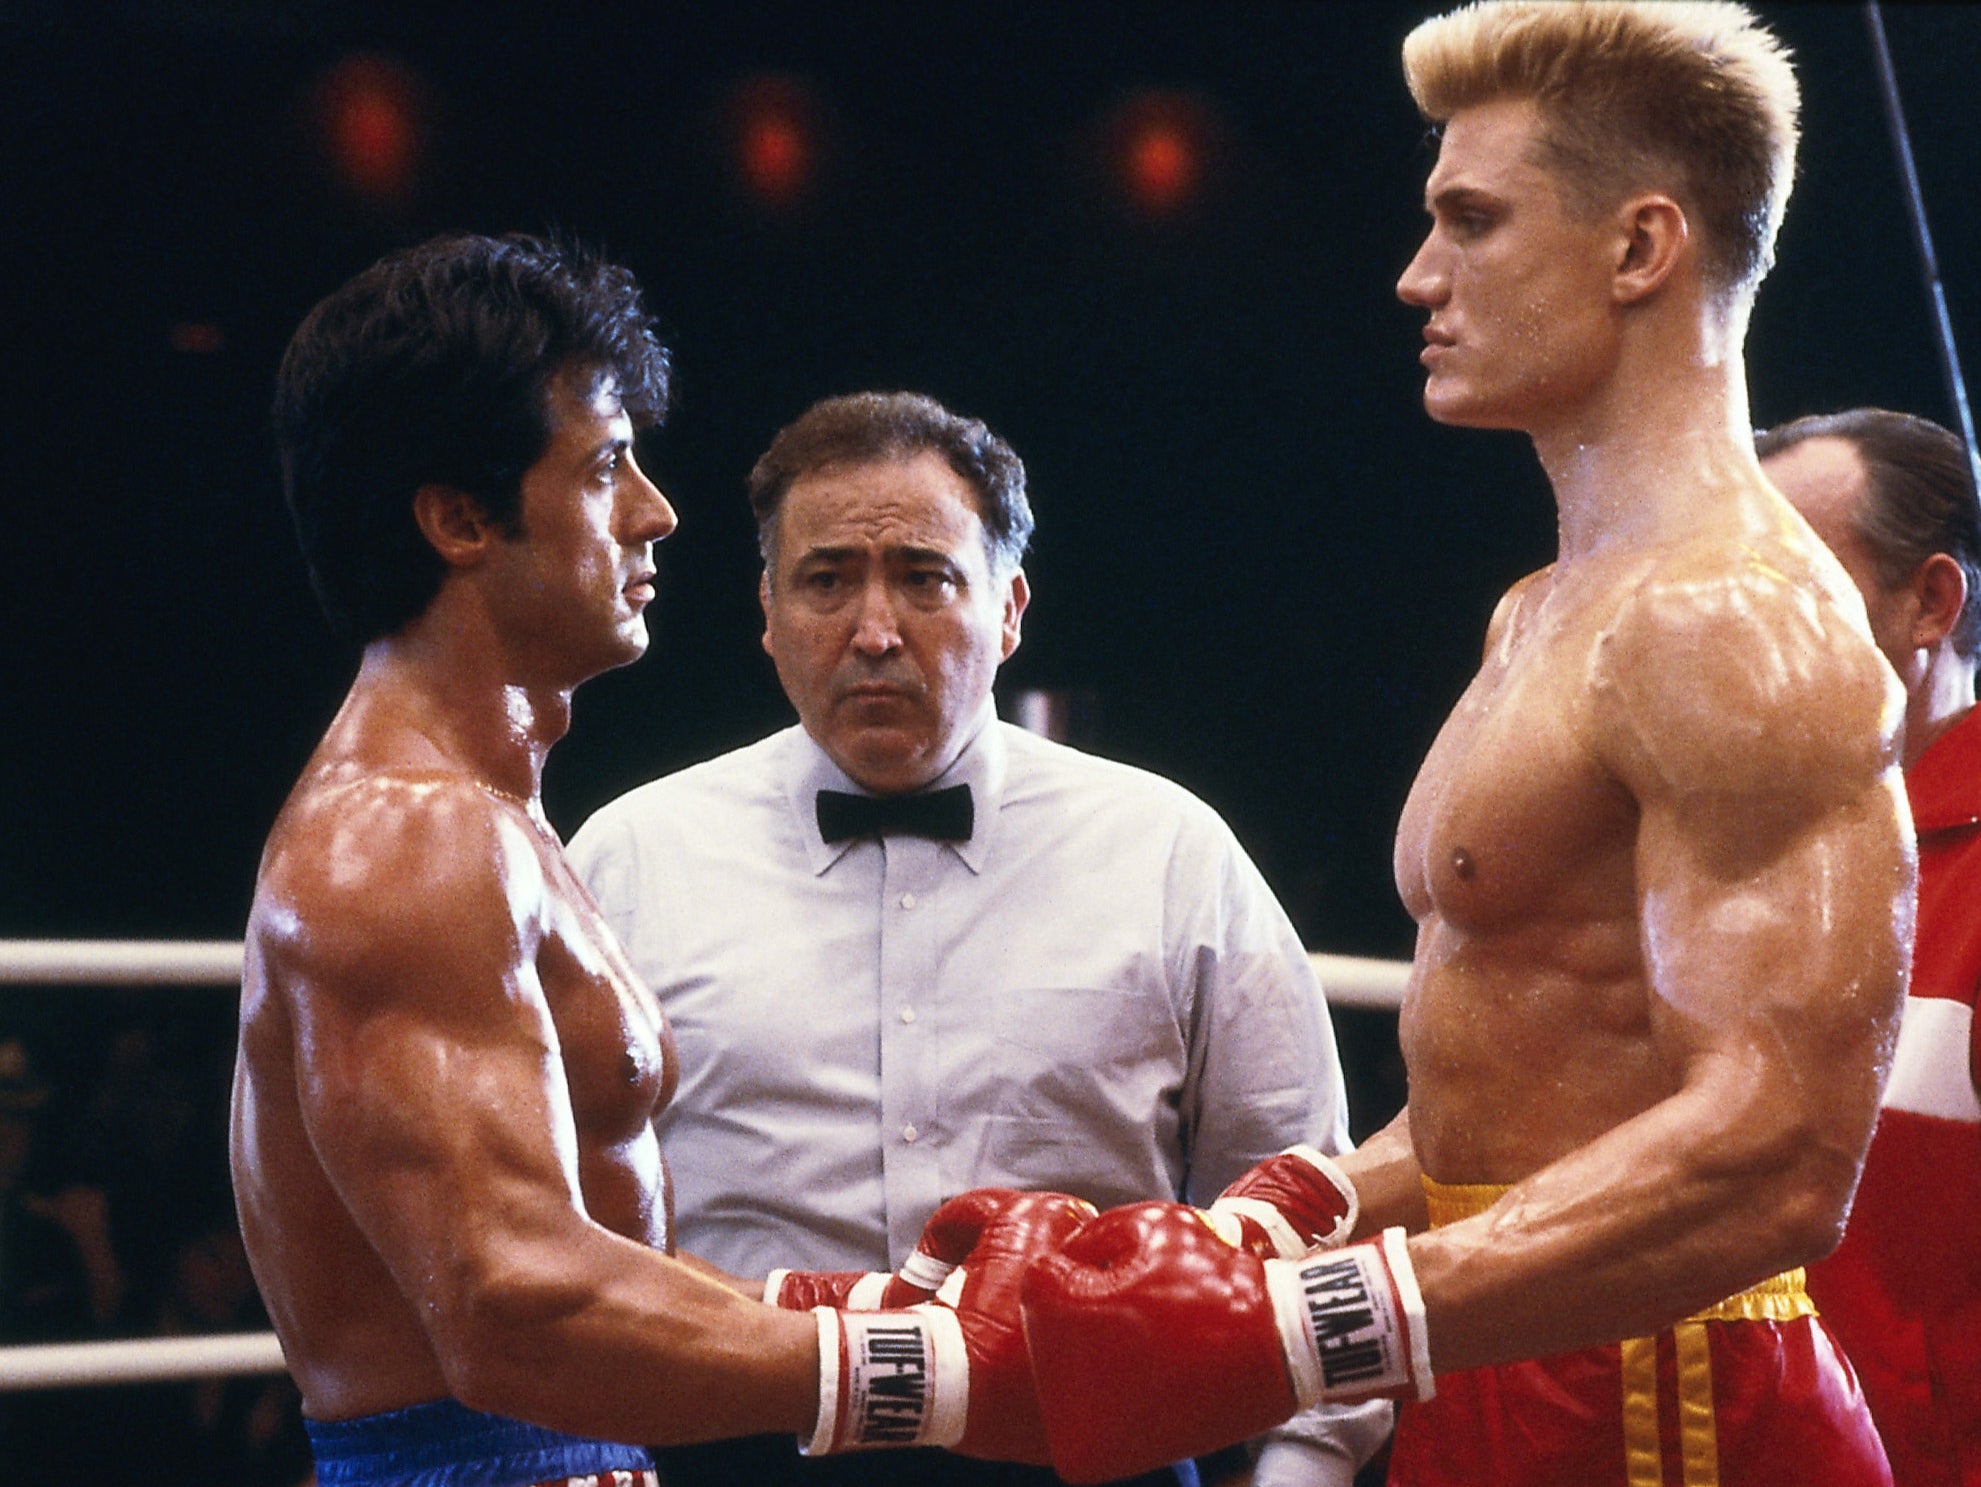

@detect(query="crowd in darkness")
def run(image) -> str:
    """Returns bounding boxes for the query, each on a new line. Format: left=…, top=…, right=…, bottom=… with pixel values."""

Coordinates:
left=0, top=1003, right=311, bottom=1484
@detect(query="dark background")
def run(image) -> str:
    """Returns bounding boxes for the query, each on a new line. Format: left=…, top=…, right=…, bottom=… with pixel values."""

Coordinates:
left=0, top=3, right=1974, bottom=1474
left=3, top=2, right=1978, bottom=1111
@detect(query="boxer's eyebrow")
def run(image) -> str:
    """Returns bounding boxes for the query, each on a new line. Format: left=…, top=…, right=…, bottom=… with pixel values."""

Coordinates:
left=1425, top=184, right=1504, bottom=219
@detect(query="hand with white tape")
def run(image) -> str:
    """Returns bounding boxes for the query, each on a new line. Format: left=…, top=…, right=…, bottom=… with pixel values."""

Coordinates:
left=765, top=1182, right=1015, bottom=1310
left=1021, top=1199, right=1431, bottom=1484
left=805, top=1188, right=1096, bottom=1462
left=1200, top=1143, right=1359, bottom=1259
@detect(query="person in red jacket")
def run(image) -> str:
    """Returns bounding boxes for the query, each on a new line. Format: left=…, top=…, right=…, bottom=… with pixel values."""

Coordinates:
left=1761, top=408, right=1981, bottom=1487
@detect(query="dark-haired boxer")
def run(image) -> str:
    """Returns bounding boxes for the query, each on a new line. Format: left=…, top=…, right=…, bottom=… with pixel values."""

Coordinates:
left=231, top=232, right=1101, bottom=1487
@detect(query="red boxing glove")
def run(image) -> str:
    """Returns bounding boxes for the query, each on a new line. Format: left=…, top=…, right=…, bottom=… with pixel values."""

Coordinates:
left=1021, top=1201, right=1432, bottom=1484
left=766, top=1269, right=929, bottom=1311
left=1201, top=1144, right=1358, bottom=1259
left=768, top=1188, right=1042, bottom=1311
left=805, top=1189, right=1096, bottom=1462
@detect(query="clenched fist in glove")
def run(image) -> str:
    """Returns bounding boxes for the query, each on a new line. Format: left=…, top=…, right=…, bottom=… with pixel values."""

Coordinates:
left=1200, top=1143, right=1358, bottom=1259
left=805, top=1187, right=1097, bottom=1462
left=1021, top=1200, right=1431, bottom=1484
left=768, top=1231, right=968, bottom=1312
left=768, top=1180, right=1063, bottom=1310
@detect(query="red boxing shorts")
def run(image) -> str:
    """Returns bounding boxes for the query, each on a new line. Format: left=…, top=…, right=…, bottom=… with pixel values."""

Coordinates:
left=1386, top=1179, right=1892, bottom=1487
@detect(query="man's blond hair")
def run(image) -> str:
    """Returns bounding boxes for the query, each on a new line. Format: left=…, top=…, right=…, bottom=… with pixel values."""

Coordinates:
left=1403, top=1, right=1798, bottom=300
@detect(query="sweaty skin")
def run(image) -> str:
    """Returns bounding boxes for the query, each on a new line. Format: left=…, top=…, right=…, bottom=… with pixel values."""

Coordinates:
left=1339, top=96, right=1914, bottom=1372
left=1376, top=505, right=1911, bottom=1366
left=231, top=369, right=821, bottom=1442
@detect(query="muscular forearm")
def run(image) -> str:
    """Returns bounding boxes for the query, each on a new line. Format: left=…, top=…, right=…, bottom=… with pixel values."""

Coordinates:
left=1404, top=1068, right=1862, bottom=1372
left=1333, top=1109, right=1428, bottom=1240
left=425, top=1226, right=821, bottom=1444
left=672, top=1248, right=758, bottom=1297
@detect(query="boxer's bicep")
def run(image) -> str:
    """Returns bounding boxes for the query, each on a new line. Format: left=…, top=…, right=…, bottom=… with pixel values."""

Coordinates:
left=279, top=785, right=590, bottom=1322
left=1594, top=567, right=1909, bottom=1183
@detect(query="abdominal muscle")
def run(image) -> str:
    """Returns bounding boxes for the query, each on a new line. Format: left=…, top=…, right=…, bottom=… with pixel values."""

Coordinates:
left=1391, top=582, right=1674, bottom=1186
left=1398, top=917, right=1676, bottom=1185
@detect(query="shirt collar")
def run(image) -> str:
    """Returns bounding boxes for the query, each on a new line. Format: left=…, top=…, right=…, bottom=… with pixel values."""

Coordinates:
left=782, top=708, right=1009, bottom=876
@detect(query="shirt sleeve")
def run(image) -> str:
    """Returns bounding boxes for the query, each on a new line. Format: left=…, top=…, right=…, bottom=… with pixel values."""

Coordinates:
left=1171, top=808, right=1354, bottom=1204
left=1167, top=810, right=1388, bottom=1482
left=1250, top=1398, right=1394, bottom=1487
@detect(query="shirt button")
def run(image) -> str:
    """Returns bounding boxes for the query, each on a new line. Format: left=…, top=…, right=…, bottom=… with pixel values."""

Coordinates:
left=900, top=1006, right=917, bottom=1024
left=899, top=892, right=918, bottom=910
left=903, top=1124, right=919, bottom=1143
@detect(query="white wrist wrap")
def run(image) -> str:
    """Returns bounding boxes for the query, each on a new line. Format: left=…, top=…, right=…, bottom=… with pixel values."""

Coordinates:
left=1265, top=1226, right=1434, bottom=1406
left=803, top=1306, right=969, bottom=1455
left=1205, top=1196, right=1311, bottom=1259
left=1287, top=1144, right=1360, bottom=1249
left=845, top=1272, right=891, bottom=1309
left=764, top=1268, right=791, bottom=1306
left=896, top=1247, right=959, bottom=1294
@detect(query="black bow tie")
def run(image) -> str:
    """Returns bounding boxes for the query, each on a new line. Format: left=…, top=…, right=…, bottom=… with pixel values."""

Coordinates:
left=816, top=784, right=974, bottom=843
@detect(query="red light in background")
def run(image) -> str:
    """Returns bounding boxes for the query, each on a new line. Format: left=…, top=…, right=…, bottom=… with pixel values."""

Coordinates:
left=1127, top=122, right=1198, bottom=214
left=313, top=54, right=427, bottom=206
left=728, top=76, right=822, bottom=208
left=1100, top=91, right=1221, bottom=220
left=168, top=322, right=226, bottom=355
left=743, top=113, right=807, bottom=200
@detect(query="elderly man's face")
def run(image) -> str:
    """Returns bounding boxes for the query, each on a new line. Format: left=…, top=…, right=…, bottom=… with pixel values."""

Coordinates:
left=761, top=451, right=1026, bottom=794
left=1763, top=436, right=1913, bottom=674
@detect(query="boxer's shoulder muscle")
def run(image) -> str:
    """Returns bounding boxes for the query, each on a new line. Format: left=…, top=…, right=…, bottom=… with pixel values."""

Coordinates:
left=1587, top=540, right=1898, bottom=828
left=254, top=770, right=551, bottom=1016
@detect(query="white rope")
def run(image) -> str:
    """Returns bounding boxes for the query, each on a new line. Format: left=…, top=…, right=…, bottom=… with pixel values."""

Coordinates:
left=0, top=939, right=1406, bottom=1391
left=0, top=939, right=243, bottom=986
left=0, top=941, right=1410, bottom=1006
left=0, top=1332, right=287, bottom=1392
left=1310, top=952, right=1410, bottom=1011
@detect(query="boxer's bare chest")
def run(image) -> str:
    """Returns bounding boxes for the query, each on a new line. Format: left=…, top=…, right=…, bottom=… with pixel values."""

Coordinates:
left=1396, top=572, right=1638, bottom=941
left=534, top=845, right=678, bottom=1243
left=1394, top=573, right=1666, bottom=1172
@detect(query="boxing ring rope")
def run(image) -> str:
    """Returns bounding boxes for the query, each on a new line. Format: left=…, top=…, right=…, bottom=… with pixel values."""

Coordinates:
left=0, top=940, right=1411, bottom=1008
left=1, top=938, right=247, bottom=986
left=0, top=1332, right=288, bottom=1392
left=0, top=939, right=1408, bottom=1391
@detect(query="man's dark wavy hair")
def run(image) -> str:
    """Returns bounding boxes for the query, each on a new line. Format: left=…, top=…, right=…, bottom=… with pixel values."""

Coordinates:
left=1758, top=407, right=1981, bottom=659
left=273, top=232, right=672, bottom=640
left=747, top=390, right=1034, bottom=579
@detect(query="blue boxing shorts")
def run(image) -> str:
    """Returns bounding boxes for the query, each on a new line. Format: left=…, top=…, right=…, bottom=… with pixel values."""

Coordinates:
left=305, top=1397, right=656, bottom=1487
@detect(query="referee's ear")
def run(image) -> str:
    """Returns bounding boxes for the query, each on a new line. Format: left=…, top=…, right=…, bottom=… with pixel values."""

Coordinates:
left=1908, top=551, right=1967, bottom=652
left=1000, top=568, right=1030, bottom=661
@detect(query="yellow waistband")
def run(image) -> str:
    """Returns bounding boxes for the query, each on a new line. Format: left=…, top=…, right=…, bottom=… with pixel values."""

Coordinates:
left=1420, top=1176, right=1815, bottom=1324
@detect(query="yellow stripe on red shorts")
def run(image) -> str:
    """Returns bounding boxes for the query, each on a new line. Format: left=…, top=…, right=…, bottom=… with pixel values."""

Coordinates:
left=1420, top=1176, right=1817, bottom=1487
